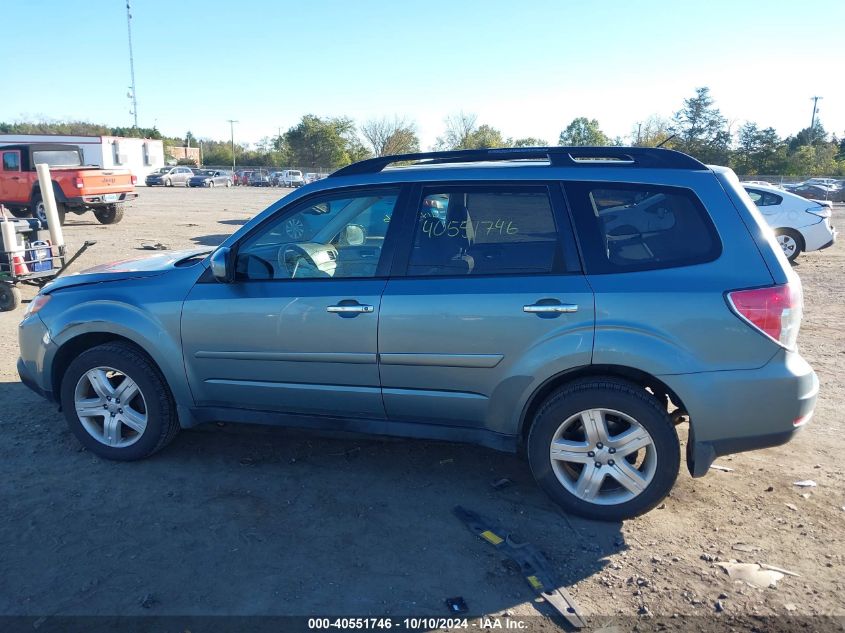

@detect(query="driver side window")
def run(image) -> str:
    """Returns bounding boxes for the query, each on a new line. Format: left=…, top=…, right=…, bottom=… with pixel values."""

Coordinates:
left=236, top=189, right=399, bottom=281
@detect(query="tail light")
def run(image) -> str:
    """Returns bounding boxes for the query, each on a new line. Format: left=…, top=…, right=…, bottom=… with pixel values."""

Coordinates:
left=806, top=205, right=831, bottom=218
left=131, top=175, right=138, bottom=185
left=727, top=284, right=802, bottom=349
left=73, top=177, right=84, bottom=189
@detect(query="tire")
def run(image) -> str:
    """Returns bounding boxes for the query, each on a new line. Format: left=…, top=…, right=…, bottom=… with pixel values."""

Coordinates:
left=8, top=209, right=29, bottom=218
left=60, top=342, right=180, bottom=461
left=0, top=283, right=21, bottom=311
left=93, top=204, right=124, bottom=225
left=209, top=181, right=215, bottom=188
left=31, top=195, right=66, bottom=226
left=527, top=377, right=680, bottom=521
left=226, top=180, right=232, bottom=187
left=775, top=228, right=804, bottom=262
left=165, top=178, right=172, bottom=187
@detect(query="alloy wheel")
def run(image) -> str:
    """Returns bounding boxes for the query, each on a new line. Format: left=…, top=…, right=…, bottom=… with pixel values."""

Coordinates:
left=549, top=408, right=657, bottom=506
left=74, top=366, right=148, bottom=447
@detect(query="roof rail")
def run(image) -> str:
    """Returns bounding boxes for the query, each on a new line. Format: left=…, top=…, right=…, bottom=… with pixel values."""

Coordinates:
left=330, top=146, right=706, bottom=178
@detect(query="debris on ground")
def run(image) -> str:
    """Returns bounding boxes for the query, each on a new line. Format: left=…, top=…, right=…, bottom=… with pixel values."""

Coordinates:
left=453, top=505, right=587, bottom=629
left=490, top=477, right=513, bottom=490
left=139, top=593, right=157, bottom=609
left=784, top=503, right=798, bottom=511
left=731, top=543, right=759, bottom=553
left=758, top=563, right=800, bottom=577
left=793, top=480, right=817, bottom=487
left=140, top=242, right=169, bottom=250
left=710, top=464, right=735, bottom=472
left=716, top=561, right=785, bottom=589
left=445, top=596, right=468, bottom=614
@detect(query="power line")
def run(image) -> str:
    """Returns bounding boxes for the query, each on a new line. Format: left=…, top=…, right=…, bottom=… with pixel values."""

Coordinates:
left=125, top=1, right=138, bottom=128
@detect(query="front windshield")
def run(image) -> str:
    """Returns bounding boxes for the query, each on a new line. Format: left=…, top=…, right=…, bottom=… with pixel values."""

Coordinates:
left=199, top=170, right=214, bottom=176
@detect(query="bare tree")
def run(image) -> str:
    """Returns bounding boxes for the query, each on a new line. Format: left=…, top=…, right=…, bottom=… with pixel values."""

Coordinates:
left=435, top=111, right=478, bottom=150
left=361, top=116, right=420, bottom=156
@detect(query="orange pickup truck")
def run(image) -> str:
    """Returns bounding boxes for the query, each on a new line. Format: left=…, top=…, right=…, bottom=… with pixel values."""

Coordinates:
left=0, top=143, right=137, bottom=225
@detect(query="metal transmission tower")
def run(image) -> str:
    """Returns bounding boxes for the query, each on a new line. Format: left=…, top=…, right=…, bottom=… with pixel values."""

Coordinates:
left=126, top=1, right=139, bottom=127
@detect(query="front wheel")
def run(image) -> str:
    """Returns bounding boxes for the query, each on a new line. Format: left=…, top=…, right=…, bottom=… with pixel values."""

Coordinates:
left=527, top=378, right=680, bottom=521
left=60, top=342, right=180, bottom=460
left=94, top=204, right=124, bottom=224
left=165, top=178, right=172, bottom=187
left=0, top=283, right=21, bottom=311
left=775, top=228, right=804, bottom=262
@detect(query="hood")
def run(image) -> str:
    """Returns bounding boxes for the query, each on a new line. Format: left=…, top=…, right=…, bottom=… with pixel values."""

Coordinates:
left=42, top=248, right=211, bottom=294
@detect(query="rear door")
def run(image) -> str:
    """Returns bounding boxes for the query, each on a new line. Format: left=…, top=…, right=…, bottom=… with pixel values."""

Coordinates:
left=378, top=182, right=594, bottom=433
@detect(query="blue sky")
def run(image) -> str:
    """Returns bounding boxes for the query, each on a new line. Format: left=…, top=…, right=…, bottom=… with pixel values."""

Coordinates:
left=2, top=0, right=843, bottom=148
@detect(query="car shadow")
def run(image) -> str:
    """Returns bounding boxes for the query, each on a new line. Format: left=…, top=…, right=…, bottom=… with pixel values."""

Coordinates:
left=0, top=380, right=622, bottom=623
left=191, top=234, right=231, bottom=247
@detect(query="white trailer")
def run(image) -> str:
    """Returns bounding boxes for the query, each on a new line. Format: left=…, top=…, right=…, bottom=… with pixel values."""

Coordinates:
left=0, top=134, right=165, bottom=185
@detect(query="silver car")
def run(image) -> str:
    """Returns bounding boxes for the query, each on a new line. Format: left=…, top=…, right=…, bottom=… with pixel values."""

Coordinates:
left=17, top=147, right=818, bottom=521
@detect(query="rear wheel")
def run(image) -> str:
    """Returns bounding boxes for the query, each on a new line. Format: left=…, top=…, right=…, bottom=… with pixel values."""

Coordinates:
left=0, top=283, right=21, bottom=311
left=31, top=195, right=66, bottom=225
left=165, top=178, right=172, bottom=187
left=775, top=228, right=804, bottom=262
left=209, top=181, right=215, bottom=188
left=93, top=204, right=124, bottom=225
left=60, top=342, right=180, bottom=460
left=527, top=377, right=680, bottom=521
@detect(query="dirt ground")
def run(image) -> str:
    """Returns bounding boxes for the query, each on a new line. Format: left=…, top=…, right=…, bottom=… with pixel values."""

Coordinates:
left=0, top=186, right=843, bottom=631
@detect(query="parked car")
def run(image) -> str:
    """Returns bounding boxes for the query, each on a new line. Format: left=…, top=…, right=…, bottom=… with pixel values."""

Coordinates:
left=804, top=178, right=841, bottom=189
left=145, top=166, right=193, bottom=187
left=0, top=143, right=137, bottom=225
left=249, top=171, right=272, bottom=187
left=18, top=147, right=817, bottom=521
left=282, top=169, right=305, bottom=187
left=270, top=171, right=285, bottom=186
left=234, top=170, right=253, bottom=186
left=788, top=183, right=845, bottom=202
left=743, top=184, right=836, bottom=261
left=187, top=169, right=233, bottom=188
left=304, top=172, right=319, bottom=184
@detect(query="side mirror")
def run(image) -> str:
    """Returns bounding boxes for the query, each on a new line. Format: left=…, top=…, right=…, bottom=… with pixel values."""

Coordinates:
left=343, top=224, right=366, bottom=246
left=210, top=246, right=232, bottom=283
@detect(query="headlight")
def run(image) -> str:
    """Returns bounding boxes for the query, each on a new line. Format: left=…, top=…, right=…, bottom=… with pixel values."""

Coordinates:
left=24, top=293, right=51, bottom=317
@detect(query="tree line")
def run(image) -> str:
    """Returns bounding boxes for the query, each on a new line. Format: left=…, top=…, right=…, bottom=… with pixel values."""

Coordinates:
left=2, top=86, right=843, bottom=175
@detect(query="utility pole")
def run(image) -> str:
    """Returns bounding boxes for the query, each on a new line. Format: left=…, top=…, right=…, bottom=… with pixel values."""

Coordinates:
left=125, top=1, right=139, bottom=128
left=227, top=119, right=239, bottom=174
left=636, top=122, right=642, bottom=146
left=810, top=96, right=823, bottom=130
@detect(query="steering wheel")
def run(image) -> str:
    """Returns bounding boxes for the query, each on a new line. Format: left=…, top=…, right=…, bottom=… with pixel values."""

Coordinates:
left=279, top=244, right=320, bottom=278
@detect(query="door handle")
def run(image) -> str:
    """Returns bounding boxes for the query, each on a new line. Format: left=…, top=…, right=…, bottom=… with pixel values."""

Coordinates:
left=523, top=303, right=578, bottom=314
left=327, top=303, right=374, bottom=314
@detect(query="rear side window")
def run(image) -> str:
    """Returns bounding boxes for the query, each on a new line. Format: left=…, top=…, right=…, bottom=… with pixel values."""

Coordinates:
left=565, top=182, right=721, bottom=273
left=407, top=186, right=562, bottom=276
left=745, top=188, right=783, bottom=207
left=2, top=151, right=20, bottom=171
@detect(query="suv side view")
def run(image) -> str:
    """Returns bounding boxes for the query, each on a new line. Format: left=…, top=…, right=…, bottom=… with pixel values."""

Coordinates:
left=17, top=147, right=818, bottom=521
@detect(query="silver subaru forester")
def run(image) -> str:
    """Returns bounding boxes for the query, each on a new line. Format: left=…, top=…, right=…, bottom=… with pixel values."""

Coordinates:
left=18, top=147, right=818, bottom=520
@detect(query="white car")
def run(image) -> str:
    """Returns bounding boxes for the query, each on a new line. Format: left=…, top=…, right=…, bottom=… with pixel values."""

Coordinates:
left=282, top=170, right=305, bottom=188
left=743, top=183, right=837, bottom=261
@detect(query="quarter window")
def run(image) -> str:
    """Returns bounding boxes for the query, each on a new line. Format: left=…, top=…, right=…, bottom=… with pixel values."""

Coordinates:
left=566, top=182, right=721, bottom=272
left=407, top=187, right=561, bottom=276
left=236, top=189, right=399, bottom=280
left=745, top=188, right=783, bottom=207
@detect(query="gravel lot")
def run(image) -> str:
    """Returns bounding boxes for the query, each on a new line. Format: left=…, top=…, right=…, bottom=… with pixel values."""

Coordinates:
left=0, top=187, right=843, bottom=629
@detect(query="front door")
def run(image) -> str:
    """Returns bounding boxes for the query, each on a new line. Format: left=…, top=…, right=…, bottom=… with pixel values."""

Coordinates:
left=0, top=150, right=26, bottom=203
left=378, top=183, right=594, bottom=431
left=182, top=186, right=403, bottom=418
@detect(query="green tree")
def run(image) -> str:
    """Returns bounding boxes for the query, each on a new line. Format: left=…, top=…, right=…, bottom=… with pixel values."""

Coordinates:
left=670, top=87, right=730, bottom=163
left=558, top=117, right=609, bottom=146
left=733, top=123, right=786, bottom=175
left=631, top=116, right=674, bottom=148
left=284, top=115, right=370, bottom=168
left=509, top=137, right=548, bottom=147
left=463, top=124, right=507, bottom=149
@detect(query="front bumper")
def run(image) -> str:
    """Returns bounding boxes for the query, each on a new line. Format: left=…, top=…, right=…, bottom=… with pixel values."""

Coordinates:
left=18, top=314, right=56, bottom=402
left=660, top=348, right=818, bottom=476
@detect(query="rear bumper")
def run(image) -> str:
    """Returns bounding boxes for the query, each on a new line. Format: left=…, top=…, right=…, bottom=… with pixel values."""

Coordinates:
left=800, top=217, right=837, bottom=252
left=660, top=349, right=818, bottom=477
left=67, top=192, right=139, bottom=207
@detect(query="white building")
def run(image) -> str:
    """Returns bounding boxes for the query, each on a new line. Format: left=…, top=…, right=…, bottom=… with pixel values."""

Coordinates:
left=0, top=134, right=165, bottom=184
